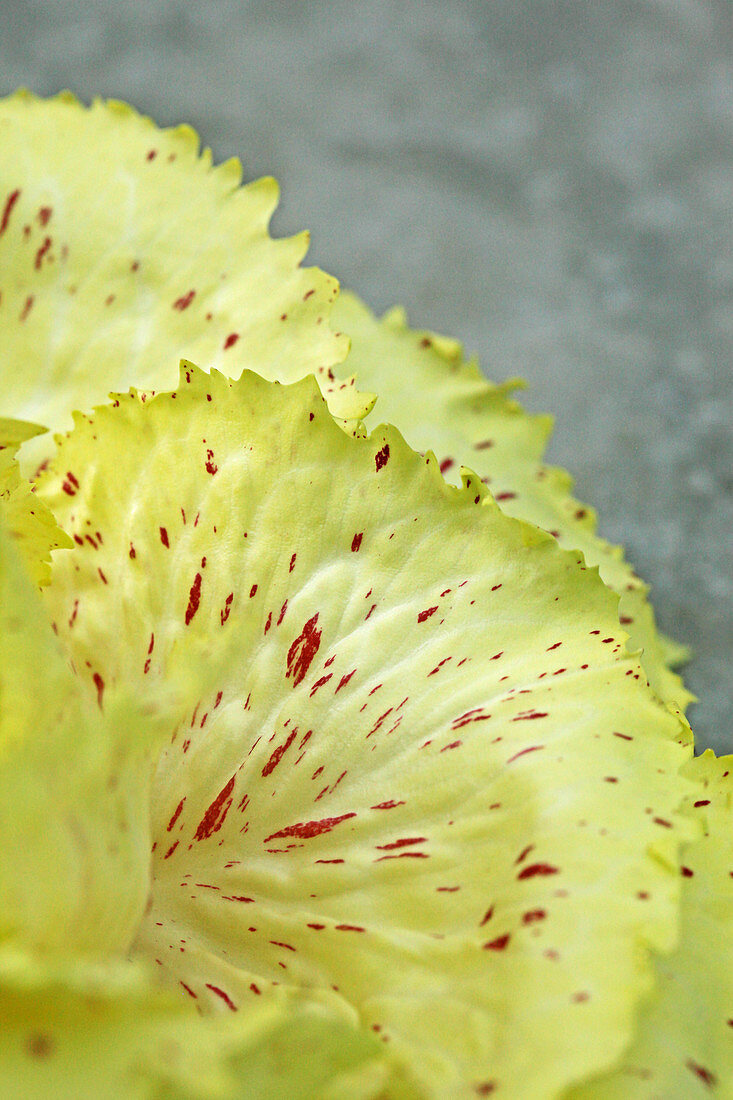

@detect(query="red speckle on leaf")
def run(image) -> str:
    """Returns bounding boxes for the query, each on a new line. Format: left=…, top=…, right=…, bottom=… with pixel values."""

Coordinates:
left=92, top=672, right=104, bottom=709
left=185, top=573, right=202, bottom=625
left=220, top=593, right=233, bottom=625
left=681, top=866, right=694, bottom=877
left=224, top=333, right=239, bottom=349
left=376, top=837, right=426, bottom=851
left=34, top=235, right=52, bottom=269
left=375, top=444, right=390, bottom=471
left=686, top=1060, right=716, bottom=1088
left=336, top=670, right=356, bottom=693
left=0, top=189, right=20, bottom=235
left=262, top=730, right=298, bottom=777
left=483, top=934, right=511, bottom=951
left=523, top=909, right=547, bottom=924
left=264, top=812, right=356, bottom=843
left=249, top=584, right=258, bottom=598
left=159, top=526, right=169, bottom=548
left=205, top=449, right=218, bottom=475
left=439, top=457, right=455, bottom=473
left=167, top=798, right=186, bottom=832
left=286, top=614, right=322, bottom=687
left=194, top=775, right=236, bottom=841
left=173, top=289, right=196, bottom=310
left=517, top=863, right=559, bottom=879
left=62, top=470, right=79, bottom=496
left=351, top=532, right=363, bottom=552
left=37, top=206, right=51, bottom=226
left=146, top=149, right=157, bottom=161
left=418, top=606, right=438, bottom=623
left=506, top=745, right=545, bottom=764
left=310, top=674, right=332, bottom=696
left=205, top=984, right=237, bottom=1010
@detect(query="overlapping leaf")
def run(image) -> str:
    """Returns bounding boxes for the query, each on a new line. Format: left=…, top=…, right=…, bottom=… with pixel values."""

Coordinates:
left=0, top=952, right=391, bottom=1100
left=0, top=419, right=71, bottom=585
left=0, top=89, right=369, bottom=473
left=332, top=291, right=692, bottom=712
left=37, top=365, right=697, bottom=1098
left=567, top=749, right=733, bottom=1099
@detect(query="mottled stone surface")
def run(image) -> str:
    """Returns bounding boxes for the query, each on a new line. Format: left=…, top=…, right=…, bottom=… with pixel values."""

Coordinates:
left=2, top=0, right=730, bottom=749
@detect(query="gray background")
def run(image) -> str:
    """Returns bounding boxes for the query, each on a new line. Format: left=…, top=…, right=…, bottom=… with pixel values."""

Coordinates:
left=2, top=0, right=731, bottom=751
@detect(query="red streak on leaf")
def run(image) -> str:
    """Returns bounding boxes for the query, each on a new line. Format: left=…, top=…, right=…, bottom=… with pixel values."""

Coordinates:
left=376, top=837, right=426, bottom=851
left=19, top=294, right=34, bottom=321
left=351, top=532, right=363, bottom=552
left=205, top=984, right=237, bottom=1010
left=315, top=859, right=345, bottom=864
left=222, top=895, right=255, bottom=903
left=335, top=670, right=355, bottom=693
left=335, top=924, right=365, bottom=932
left=375, top=444, right=390, bottom=471
left=249, top=584, right=258, bottom=598
left=164, top=841, right=179, bottom=859
left=92, top=672, right=104, bottom=709
left=34, top=235, right=52, bottom=269
left=310, top=674, right=332, bottom=696
left=193, top=775, right=235, bottom=841
left=308, top=923, right=326, bottom=930
left=512, top=711, right=548, bottom=721
left=522, top=909, right=547, bottom=924
left=483, top=934, right=511, bottom=951
left=289, top=552, right=297, bottom=572
left=613, top=731, right=633, bottom=741
left=270, top=941, right=296, bottom=952
left=173, top=289, right=196, bottom=310
left=220, top=593, right=233, bottom=625
left=370, top=800, right=405, bottom=810
left=262, top=730, right=298, bottom=777
left=0, top=189, right=20, bottom=235
left=517, top=863, right=559, bottom=879
left=180, top=982, right=197, bottom=999
left=159, top=527, right=169, bottom=547
left=506, top=745, right=545, bottom=764
left=286, top=613, right=322, bottom=687
left=686, top=1060, right=716, bottom=1088
left=223, top=333, right=239, bottom=349
left=167, top=798, right=186, bottom=832
left=418, top=606, right=438, bottom=623
left=441, top=740, right=462, bottom=752
left=277, top=600, right=288, bottom=625
left=375, top=852, right=428, bottom=861
left=264, top=812, right=356, bottom=843
left=185, top=573, right=202, bottom=624
left=480, top=906, right=494, bottom=926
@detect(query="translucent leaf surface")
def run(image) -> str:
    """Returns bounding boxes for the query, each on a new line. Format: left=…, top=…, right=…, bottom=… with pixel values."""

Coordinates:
left=38, top=365, right=697, bottom=1098
left=567, top=749, right=733, bottom=1099
left=0, top=90, right=367, bottom=471
left=332, top=290, right=692, bottom=713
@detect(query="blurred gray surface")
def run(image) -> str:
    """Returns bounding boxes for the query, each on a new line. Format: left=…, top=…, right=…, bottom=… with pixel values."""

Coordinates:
left=2, top=0, right=731, bottom=750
